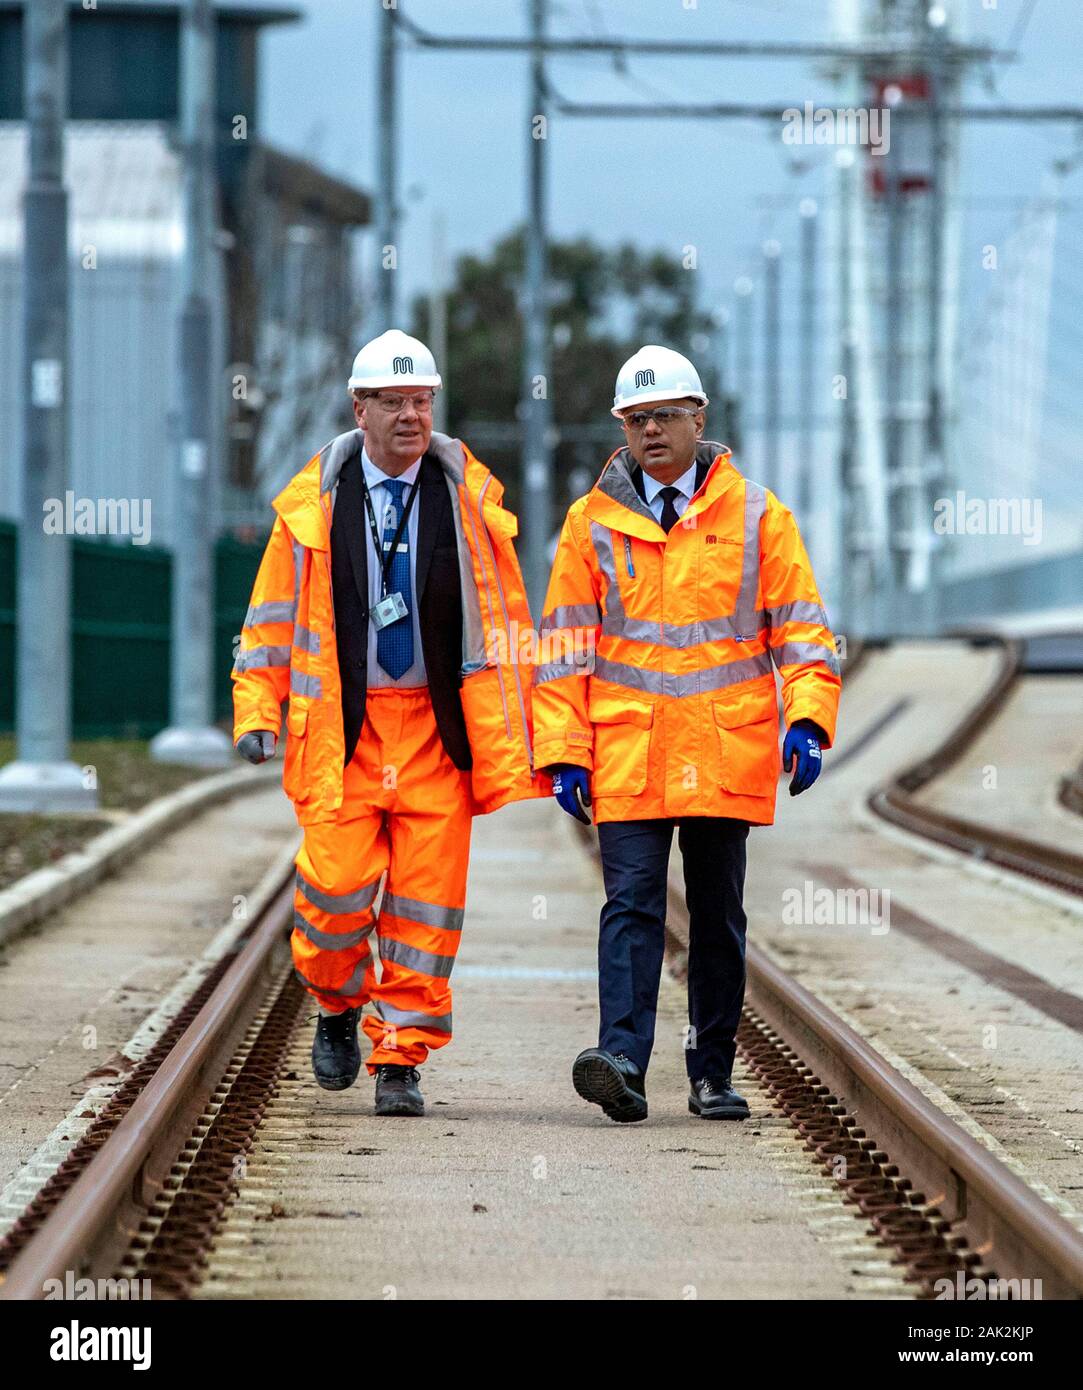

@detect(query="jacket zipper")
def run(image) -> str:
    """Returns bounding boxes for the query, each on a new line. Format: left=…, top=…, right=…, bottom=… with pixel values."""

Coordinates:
left=624, top=534, right=636, bottom=577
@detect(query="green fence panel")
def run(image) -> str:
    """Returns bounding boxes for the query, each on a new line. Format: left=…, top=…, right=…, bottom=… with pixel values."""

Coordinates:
left=0, top=523, right=268, bottom=739
left=72, top=536, right=173, bottom=739
left=215, top=534, right=268, bottom=724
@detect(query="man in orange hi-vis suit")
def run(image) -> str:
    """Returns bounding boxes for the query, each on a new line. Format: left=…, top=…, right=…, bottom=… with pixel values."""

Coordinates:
left=534, top=345, right=841, bottom=1125
left=232, top=330, right=546, bottom=1117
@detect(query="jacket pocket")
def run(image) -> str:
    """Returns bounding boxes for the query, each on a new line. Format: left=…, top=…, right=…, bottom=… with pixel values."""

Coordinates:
left=712, top=687, right=778, bottom=795
left=461, top=665, right=518, bottom=808
left=282, top=700, right=309, bottom=801
left=589, top=689, right=654, bottom=797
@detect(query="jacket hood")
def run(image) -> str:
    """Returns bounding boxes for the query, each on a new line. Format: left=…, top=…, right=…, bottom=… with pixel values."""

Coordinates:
left=272, top=428, right=488, bottom=550
left=584, top=439, right=741, bottom=538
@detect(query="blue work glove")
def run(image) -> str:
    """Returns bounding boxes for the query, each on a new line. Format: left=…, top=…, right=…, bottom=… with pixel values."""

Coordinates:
left=549, top=764, right=592, bottom=824
left=782, top=719, right=824, bottom=796
left=235, top=730, right=276, bottom=764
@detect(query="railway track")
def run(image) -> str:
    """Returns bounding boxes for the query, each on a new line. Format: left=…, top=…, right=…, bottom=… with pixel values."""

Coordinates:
left=12, top=831, right=1082, bottom=1301
left=2, top=637, right=1082, bottom=1301
left=0, top=863, right=301, bottom=1300
left=866, top=636, right=1083, bottom=898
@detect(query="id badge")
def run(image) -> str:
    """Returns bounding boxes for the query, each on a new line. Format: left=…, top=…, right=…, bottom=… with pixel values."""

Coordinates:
left=370, top=591, right=409, bottom=630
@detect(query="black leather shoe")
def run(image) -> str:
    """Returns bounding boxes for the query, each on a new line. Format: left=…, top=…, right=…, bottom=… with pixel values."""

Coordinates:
left=572, top=1048, right=648, bottom=1123
left=311, top=1007, right=362, bottom=1091
left=689, top=1075, right=750, bottom=1120
left=374, top=1064, right=424, bottom=1117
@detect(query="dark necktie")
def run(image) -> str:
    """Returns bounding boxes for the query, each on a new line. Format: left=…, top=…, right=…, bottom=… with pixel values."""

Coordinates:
left=658, top=486, right=682, bottom=534
left=376, top=478, right=414, bottom=679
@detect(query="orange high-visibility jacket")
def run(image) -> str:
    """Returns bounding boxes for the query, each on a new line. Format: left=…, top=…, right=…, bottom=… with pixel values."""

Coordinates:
left=532, top=443, right=841, bottom=825
left=232, top=429, right=547, bottom=823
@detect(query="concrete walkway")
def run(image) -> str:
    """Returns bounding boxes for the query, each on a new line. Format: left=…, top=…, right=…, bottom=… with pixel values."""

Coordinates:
left=202, top=800, right=905, bottom=1301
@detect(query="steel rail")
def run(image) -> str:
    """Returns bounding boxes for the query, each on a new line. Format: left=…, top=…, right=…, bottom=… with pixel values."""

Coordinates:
left=0, top=871, right=295, bottom=1300
left=866, top=637, right=1083, bottom=897
left=743, top=942, right=1083, bottom=1299
left=655, top=861, right=1083, bottom=1298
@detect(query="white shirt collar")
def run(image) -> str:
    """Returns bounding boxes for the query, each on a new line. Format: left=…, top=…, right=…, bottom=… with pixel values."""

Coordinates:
left=361, top=446, right=422, bottom=489
left=641, top=459, right=698, bottom=505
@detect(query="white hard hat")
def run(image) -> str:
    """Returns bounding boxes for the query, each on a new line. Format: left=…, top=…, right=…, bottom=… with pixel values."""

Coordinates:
left=347, top=329, right=442, bottom=392
left=611, top=344, right=708, bottom=418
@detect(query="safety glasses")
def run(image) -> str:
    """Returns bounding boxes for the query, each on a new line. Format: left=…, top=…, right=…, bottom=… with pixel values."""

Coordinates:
left=622, top=406, right=700, bottom=430
left=370, top=392, right=435, bottom=415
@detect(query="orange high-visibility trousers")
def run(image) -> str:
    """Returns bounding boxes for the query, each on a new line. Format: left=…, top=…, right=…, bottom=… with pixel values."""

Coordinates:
left=291, top=687, right=473, bottom=1071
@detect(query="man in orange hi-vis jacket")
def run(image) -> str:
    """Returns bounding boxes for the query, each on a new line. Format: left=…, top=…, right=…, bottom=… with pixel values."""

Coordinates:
left=232, top=330, right=546, bottom=1118
left=534, top=345, right=841, bottom=1125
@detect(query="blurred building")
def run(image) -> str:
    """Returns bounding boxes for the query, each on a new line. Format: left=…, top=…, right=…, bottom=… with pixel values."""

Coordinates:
left=0, top=0, right=369, bottom=546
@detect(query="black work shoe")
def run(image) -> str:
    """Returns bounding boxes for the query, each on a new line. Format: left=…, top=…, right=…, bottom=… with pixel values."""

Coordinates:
left=689, top=1075, right=750, bottom=1120
left=374, top=1064, right=424, bottom=1117
left=311, top=1007, right=362, bottom=1091
left=572, top=1048, right=648, bottom=1123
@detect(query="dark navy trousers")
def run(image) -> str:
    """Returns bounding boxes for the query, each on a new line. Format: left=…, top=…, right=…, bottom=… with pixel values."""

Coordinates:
left=596, top=817, right=750, bottom=1081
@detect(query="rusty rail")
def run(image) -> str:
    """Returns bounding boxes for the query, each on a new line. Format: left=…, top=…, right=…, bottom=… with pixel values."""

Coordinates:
left=866, top=637, right=1083, bottom=897
left=650, top=859, right=1083, bottom=1298
left=743, top=943, right=1083, bottom=1299
left=0, top=871, right=295, bottom=1300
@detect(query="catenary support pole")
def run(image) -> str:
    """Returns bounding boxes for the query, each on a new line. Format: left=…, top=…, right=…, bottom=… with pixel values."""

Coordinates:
left=520, top=0, right=553, bottom=614
left=0, top=0, right=96, bottom=811
left=151, top=0, right=231, bottom=766
left=374, top=0, right=398, bottom=333
left=762, top=240, right=781, bottom=496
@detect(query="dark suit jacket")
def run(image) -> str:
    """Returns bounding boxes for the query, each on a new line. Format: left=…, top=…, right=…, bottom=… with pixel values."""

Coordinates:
left=330, top=451, right=472, bottom=771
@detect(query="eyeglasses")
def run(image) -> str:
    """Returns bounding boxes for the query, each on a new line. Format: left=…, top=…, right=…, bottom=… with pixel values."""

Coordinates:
left=622, top=406, right=700, bottom=430
left=370, top=392, right=435, bottom=416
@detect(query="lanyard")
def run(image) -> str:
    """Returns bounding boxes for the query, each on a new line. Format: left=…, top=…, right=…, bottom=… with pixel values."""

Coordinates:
left=362, top=474, right=419, bottom=597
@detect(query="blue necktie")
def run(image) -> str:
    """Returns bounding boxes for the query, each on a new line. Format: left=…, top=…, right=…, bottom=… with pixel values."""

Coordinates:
left=376, top=478, right=414, bottom=680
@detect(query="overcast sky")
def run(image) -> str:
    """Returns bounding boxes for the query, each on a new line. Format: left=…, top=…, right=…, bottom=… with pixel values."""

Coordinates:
left=251, top=0, right=1083, bottom=327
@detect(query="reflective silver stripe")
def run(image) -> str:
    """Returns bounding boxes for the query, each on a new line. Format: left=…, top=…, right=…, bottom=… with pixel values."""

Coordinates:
left=737, top=480, right=767, bottom=638
left=540, top=603, right=602, bottom=631
left=591, top=504, right=765, bottom=649
left=294, top=957, right=369, bottom=1000
left=535, top=656, right=593, bottom=684
left=603, top=612, right=751, bottom=648
left=462, top=484, right=512, bottom=740
left=764, top=600, right=830, bottom=629
left=375, top=1000, right=453, bottom=1034
left=296, top=869, right=380, bottom=916
left=593, top=653, right=772, bottom=698
left=290, top=669, right=322, bottom=698
left=378, top=934, right=456, bottom=979
left=293, top=624, right=320, bottom=654
left=234, top=644, right=290, bottom=674
left=477, top=473, right=533, bottom=767
left=292, top=540, right=305, bottom=608
left=590, top=523, right=626, bottom=626
left=588, top=474, right=769, bottom=652
left=380, top=891, right=464, bottom=931
left=245, top=600, right=295, bottom=627
left=770, top=641, right=842, bottom=676
left=292, top=908, right=373, bottom=952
